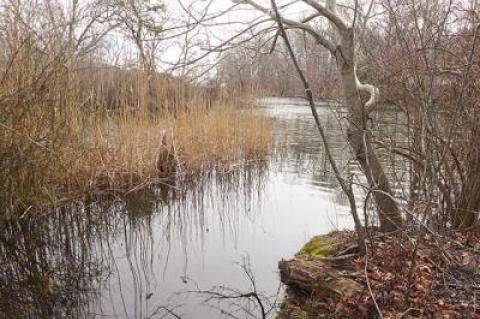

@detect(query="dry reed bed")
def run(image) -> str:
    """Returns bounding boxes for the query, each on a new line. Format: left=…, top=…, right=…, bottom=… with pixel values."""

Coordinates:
left=1, top=105, right=272, bottom=214
left=77, top=106, right=272, bottom=189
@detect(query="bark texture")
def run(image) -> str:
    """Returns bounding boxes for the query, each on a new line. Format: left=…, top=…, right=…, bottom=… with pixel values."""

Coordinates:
left=278, top=258, right=363, bottom=297
left=336, top=29, right=403, bottom=232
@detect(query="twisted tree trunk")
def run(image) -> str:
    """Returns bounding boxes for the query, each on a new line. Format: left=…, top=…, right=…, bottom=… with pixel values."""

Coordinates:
left=336, top=29, right=403, bottom=232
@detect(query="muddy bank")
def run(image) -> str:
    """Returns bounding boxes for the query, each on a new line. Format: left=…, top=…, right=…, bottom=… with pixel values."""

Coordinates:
left=277, top=231, right=480, bottom=318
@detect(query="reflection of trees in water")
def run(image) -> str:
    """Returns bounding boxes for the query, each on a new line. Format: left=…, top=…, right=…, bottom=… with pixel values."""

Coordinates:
left=0, top=165, right=269, bottom=318
left=270, top=108, right=353, bottom=191
left=94, top=165, right=270, bottom=318
left=0, top=199, right=159, bottom=318
left=0, top=205, right=111, bottom=318
left=268, top=106, right=410, bottom=201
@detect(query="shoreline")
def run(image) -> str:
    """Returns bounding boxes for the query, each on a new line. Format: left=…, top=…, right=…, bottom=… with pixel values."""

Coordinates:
left=277, top=230, right=480, bottom=318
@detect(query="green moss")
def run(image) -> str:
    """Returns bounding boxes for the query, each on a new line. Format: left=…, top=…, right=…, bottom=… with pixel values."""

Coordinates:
left=295, top=235, right=335, bottom=259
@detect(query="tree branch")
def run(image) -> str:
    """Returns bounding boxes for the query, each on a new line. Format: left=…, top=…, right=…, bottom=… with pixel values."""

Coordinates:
left=355, top=66, right=379, bottom=112
left=301, top=0, right=348, bottom=32
left=232, top=0, right=336, bottom=53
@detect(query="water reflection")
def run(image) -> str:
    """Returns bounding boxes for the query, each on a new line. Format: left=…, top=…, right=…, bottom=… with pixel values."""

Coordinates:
left=0, top=205, right=108, bottom=318
left=1, top=98, right=363, bottom=318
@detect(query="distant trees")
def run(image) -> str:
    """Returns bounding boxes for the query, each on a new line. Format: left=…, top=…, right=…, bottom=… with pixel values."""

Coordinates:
left=217, top=30, right=337, bottom=98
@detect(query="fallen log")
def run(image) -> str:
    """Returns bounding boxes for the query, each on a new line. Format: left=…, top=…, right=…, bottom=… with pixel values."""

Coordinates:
left=278, top=258, right=363, bottom=298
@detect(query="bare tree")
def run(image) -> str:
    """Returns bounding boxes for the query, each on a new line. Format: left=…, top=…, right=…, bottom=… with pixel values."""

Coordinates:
left=107, top=0, right=166, bottom=71
left=232, top=0, right=403, bottom=231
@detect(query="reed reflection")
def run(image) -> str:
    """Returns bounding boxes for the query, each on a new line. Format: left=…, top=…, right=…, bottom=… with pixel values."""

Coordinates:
left=0, top=204, right=109, bottom=318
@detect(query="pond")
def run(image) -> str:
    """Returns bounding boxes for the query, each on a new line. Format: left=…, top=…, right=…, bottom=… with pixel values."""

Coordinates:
left=0, top=98, right=407, bottom=318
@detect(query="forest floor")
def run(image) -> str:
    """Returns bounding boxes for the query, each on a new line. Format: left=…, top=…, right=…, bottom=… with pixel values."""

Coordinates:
left=277, top=229, right=480, bottom=319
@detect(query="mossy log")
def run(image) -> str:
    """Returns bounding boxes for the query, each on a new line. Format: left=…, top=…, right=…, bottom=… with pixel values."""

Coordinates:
left=295, top=235, right=336, bottom=259
left=278, top=259, right=362, bottom=298
left=278, top=234, right=363, bottom=299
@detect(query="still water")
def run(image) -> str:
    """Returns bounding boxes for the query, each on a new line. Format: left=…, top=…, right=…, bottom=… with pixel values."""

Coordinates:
left=0, top=98, right=406, bottom=318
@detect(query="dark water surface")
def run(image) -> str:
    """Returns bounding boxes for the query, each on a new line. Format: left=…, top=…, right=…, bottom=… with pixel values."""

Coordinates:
left=1, top=98, right=405, bottom=318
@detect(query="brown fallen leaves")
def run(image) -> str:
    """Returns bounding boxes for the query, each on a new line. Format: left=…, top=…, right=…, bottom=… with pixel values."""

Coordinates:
left=278, top=231, right=480, bottom=319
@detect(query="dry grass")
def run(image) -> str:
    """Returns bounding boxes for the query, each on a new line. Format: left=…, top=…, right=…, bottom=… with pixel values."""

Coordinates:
left=172, top=106, right=271, bottom=173
left=65, top=106, right=272, bottom=194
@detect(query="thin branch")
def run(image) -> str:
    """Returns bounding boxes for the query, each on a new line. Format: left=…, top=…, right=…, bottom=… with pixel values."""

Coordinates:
left=232, top=0, right=336, bottom=53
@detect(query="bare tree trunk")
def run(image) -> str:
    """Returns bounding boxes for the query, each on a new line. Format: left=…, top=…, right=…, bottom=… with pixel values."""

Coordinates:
left=270, top=0, right=366, bottom=254
left=409, top=110, right=423, bottom=222
left=455, top=126, right=480, bottom=228
left=336, top=29, right=402, bottom=232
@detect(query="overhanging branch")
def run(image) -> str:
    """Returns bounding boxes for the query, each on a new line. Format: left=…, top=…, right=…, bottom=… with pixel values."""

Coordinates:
left=232, top=0, right=336, bottom=53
